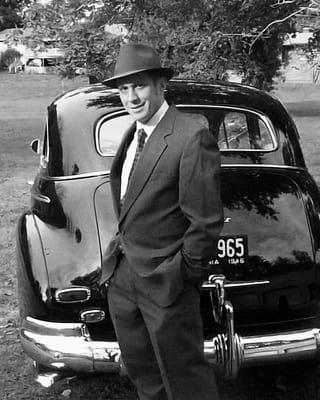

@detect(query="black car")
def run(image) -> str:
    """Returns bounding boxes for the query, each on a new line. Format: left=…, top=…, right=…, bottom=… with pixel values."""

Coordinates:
left=16, top=79, right=320, bottom=386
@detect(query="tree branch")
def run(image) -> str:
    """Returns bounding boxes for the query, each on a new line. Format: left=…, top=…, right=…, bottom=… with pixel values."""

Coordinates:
left=271, top=0, right=299, bottom=7
left=271, top=0, right=316, bottom=7
left=219, top=33, right=270, bottom=37
left=248, top=7, right=306, bottom=54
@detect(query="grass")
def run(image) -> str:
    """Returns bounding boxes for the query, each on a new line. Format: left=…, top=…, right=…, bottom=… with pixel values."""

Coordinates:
left=1, top=72, right=320, bottom=399
left=274, top=82, right=320, bottom=183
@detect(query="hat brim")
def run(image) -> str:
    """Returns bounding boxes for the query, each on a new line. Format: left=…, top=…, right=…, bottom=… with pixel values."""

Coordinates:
left=103, top=67, right=174, bottom=88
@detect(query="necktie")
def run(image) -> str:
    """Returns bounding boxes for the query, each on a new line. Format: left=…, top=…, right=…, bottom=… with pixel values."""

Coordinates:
left=120, top=128, right=147, bottom=209
left=128, top=128, right=147, bottom=183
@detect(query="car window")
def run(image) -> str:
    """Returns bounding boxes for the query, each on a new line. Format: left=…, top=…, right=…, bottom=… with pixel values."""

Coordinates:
left=97, top=113, right=134, bottom=156
left=217, top=111, right=274, bottom=150
left=218, top=112, right=249, bottom=149
left=182, top=107, right=276, bottom=151
left=26, top=58, right=42, bottom=67
left=96, top=107, right=276, bottom=156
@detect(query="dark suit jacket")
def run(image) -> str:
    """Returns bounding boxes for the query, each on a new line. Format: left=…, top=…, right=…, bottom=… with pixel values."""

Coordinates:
left=101, top=105, right=224, bottom=306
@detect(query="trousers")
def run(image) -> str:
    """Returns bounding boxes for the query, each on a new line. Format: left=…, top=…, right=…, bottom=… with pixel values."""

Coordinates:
left=107, top=255, right=220, bottom=400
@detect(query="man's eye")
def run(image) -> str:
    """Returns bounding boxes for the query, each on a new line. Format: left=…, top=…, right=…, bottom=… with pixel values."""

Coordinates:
left=136, top=84, right=145, bottom=88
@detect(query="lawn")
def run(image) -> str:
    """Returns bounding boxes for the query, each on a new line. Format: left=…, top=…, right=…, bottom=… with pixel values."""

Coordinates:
left=275, top=82, right=320, bottom=183
left=1, top=72, right=320, bottom=399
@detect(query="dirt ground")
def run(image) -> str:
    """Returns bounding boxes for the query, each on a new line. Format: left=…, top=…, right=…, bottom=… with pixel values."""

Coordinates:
left=1, top=72, right=320, bottom=399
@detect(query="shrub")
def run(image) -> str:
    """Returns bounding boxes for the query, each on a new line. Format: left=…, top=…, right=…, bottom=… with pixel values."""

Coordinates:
left=0, top=48, right=21, bottom=70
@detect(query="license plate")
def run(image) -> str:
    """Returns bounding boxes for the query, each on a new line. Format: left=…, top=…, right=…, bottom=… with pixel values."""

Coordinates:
left=216, top=235, right=248, bottom=265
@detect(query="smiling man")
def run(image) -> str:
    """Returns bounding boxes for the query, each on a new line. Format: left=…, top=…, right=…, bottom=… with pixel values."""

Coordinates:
left=102, top=43, right=224, bottom=400
left=118, top=72, right=166, bottom=123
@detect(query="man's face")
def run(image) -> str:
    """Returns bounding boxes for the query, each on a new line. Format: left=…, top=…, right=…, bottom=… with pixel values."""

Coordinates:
left=117, top=72, right=165, bottom=123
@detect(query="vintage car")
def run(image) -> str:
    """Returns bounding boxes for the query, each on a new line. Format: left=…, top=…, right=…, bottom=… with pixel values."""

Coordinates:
left=16, top=79, right=320, bottom=387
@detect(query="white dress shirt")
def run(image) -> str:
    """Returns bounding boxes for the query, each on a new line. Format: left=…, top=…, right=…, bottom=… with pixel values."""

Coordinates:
left=121, top=101, right=169, bottom=198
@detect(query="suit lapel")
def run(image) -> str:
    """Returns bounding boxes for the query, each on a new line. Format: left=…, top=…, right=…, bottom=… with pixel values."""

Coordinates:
left=110, top=122, right=136, bottom=218
left=119, top=106, right=178, bottom=224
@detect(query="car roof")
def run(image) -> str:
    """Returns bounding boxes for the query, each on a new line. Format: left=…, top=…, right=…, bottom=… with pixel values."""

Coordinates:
left=53, top=78, right=287, bottom=115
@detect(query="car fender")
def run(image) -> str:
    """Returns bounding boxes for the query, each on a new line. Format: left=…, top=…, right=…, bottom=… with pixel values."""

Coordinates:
left=16, top=212, right=50, bottom=320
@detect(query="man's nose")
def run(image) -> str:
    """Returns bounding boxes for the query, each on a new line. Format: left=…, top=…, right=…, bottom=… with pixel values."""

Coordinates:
left=128, top=88, right=139, bottom=103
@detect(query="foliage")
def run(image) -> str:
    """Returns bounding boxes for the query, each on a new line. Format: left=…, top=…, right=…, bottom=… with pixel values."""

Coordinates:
left=0, top=0, right=22, bottom=30
left=21, top=0, right=318, bottom=90
left=130, top=0, right=303, bottom=90
left=0, top=47, right=21, bottom=69
left=307, top=28, right=320, bottom=58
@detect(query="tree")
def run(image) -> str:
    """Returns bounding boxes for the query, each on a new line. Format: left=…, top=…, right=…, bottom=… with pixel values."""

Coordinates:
left=0, top=0, right=22, bottom=30
left=0, top=47, right=21, bottom=69
left=21, top=0, right=319, bottom=90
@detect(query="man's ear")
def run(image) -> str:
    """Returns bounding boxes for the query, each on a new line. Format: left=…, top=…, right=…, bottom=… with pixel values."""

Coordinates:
left=159, top=77, right=168, bottom=92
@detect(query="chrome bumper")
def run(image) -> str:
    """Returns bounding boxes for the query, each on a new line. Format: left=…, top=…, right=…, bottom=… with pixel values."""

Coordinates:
left=21, top=316, right=320, bottom=385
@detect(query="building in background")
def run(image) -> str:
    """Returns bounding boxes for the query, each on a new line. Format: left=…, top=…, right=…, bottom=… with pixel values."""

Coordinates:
left=282, top=28, right=319, bottom=83
left=0, top=28, right=64, bottom=73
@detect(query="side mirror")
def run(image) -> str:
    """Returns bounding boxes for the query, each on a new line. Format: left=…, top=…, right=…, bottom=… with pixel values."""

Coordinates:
left=31, top=139, right=41, bottom=154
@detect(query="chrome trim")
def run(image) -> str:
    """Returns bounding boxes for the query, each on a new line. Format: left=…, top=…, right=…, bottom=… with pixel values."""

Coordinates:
left=43, top=117, right=49, bottom=167
left=221, top=164, right=306, bottom=170
left=203, top=328, right=320, bottom=372
left=31, top=193, right=51, bottom=204
left=43, top=164, right=306, bottom=181
left=36, top=372, right=61, bottom=388
left=21, top=316, right=320, bottom=385
left=44, top=170, right=110, bottom=181
left=21, top=317, right=121, bottom=375
left=55, top=287, right=91, bottom=304
left=80, top=309, right=106, bottom=323
left=240, top=329, right=320, bottom=364
left=202, top=279, right=270, bottom=290
left=208, top=275, right=226, bottom=324
left=224, top=301, right=241, bottom=377
left=95, top=110, right=132, bottom=157
left=34, top=360, right=77, bottom=388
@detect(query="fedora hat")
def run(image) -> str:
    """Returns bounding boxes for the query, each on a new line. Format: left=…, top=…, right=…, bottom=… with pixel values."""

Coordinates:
left=103, top=43, right=174, bottom=88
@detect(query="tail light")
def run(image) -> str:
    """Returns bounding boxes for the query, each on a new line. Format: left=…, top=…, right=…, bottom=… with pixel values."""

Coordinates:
left=55, top=286, right=91, bottom=304
left=80, top=308, right=106, bottom=323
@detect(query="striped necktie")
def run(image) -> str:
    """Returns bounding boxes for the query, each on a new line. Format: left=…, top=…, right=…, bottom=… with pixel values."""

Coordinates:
left=120, top=128, right=147, bottom=209
left=128, top=128, right=147, bottom=183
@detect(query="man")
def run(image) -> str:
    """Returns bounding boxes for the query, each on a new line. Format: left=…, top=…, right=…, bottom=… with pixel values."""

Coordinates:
left=101, top=43, right=224, bottom=400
